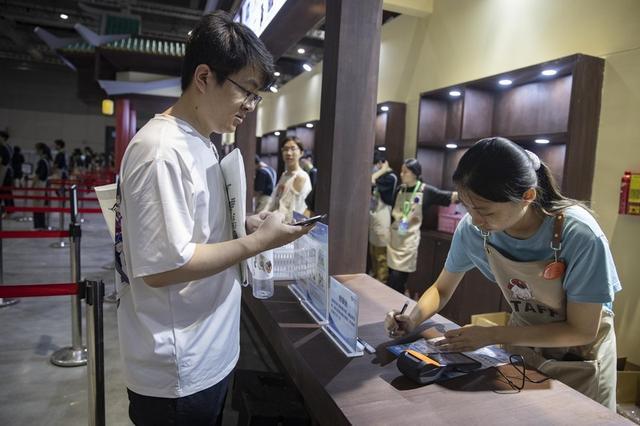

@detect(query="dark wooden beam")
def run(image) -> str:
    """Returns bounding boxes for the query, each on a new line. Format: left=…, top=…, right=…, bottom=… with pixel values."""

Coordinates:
left=259, top=0, right=325, bottom=60
left=380, top=101, right=406, bottom=173
left=315, top=0, right=382, bottom=275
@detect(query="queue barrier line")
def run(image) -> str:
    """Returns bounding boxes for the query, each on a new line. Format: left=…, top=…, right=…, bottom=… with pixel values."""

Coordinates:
left=0, top=282, right=78, bottom=298
left=0, top=194, right=99, bottom=202
left=0, top=186, right=96, bottom=194
left=0, top=230, right=70, bottom=239
left=3, top=206, right=103, bottom=214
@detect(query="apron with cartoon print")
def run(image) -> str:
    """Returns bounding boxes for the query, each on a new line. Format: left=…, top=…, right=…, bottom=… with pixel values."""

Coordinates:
left=482, top=213, right=617, bottom=410
left=387, top=182, right=425, bottom=273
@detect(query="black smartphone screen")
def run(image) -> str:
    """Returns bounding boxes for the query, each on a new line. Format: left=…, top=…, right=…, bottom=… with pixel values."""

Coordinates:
left=293, top=214, right=327, bottom=226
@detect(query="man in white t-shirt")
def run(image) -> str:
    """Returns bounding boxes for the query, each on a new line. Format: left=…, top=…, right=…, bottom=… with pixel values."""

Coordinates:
left=116, top=11, right=310, bottom=426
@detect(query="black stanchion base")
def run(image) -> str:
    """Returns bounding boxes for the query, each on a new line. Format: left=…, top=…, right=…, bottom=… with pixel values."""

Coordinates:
left=0, top=298, right=19, bottom=308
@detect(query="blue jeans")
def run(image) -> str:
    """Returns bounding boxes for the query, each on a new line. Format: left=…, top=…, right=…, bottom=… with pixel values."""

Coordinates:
left=127, top=373, right=231, bottom=426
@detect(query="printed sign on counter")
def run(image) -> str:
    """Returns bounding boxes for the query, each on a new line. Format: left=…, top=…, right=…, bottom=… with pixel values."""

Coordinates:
left=289, top=212, right=329, bottom=325
left=323, top=277, right=363, bottom=357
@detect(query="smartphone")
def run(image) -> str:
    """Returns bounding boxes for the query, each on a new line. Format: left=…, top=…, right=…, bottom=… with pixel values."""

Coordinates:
left=292, top=214, right=327, bottom=227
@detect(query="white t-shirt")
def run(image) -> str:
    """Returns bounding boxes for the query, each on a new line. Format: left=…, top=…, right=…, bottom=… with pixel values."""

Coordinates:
left=117, top=114, right=241, bottom=398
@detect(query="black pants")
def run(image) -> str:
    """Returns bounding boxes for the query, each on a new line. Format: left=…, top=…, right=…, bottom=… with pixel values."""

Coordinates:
left=128, top=373, right=231, bottom=426
left=388, top=268, right=409, bottom=294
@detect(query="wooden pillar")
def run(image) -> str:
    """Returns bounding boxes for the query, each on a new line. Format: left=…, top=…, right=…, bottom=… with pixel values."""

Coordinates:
left=234, top=110, right=257, bottom=211
left=315, top=0, right=382, bottom=275
left=115, top=98, right=130, bottom=173
left=383, top=102, right=406, bottom=174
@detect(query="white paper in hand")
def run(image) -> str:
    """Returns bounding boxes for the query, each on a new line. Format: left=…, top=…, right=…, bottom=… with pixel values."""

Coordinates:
left=219, top=148, right=248, bottom=286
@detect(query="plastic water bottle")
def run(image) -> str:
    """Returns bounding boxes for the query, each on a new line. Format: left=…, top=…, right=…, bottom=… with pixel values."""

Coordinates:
left=251, top=249, right=274, bottom=299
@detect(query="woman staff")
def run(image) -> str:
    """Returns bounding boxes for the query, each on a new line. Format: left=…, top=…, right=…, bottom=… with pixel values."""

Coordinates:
left=385, top=137, right=620, bottom=409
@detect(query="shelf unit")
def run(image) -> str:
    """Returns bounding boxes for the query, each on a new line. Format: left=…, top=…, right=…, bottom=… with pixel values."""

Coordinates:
left=408, top=54, right=605, bottom=323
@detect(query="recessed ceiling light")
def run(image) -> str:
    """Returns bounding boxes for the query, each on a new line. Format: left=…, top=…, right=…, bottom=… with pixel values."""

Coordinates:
left=269, top=86, right=278, bottom=93
left=273, top=71, right=281, bottom=77
left=377, top=146, right=387, bottom=151
left=445, top=143, right=458, bottom=149
left=60, top=13, right=69, bottom=20
left=274, top=131, right=281, bottom=136
left=297, top=48, right=305, bottom=54
left=449, top=90, right=462, bottom=97
left=535, top=138, right=550, bottom=144
left=541, top=69, right=557, bottom=76
left=498, top=79, right=512, bottom=86
left=380, top=105, right=389, bottom=112
left=302, top=63, right=312, bottom=72
left=306, top=123, right=314, bottom=128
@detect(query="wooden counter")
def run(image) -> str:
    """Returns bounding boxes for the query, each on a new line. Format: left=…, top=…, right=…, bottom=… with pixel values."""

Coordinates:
left=241, top=273, right=630, bottom=425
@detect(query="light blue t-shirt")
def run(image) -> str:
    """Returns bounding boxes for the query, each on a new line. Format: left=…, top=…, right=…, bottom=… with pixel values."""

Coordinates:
left=445, top=206, right=621, bottom=310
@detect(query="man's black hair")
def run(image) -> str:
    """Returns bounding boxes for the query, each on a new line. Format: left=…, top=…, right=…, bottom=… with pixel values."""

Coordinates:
left=0, top=130, right=9, bottom=140
left=181, top=11, right=274, bottom=91
left=54, top=139, right=65, bottom=148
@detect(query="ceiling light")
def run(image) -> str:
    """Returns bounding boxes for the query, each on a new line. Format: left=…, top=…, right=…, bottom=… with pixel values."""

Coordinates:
left=445, top=143, right=458, bottom=149
left=60, top=13, right=69, bottom=20
left=377, top=146, right=387, bottom=151
left=274, top=131, right=281, bottom=136
left=541, top=69, right=557, bottom=76
left=273, top=71, right=281, bottom=77
left=498, top=79, right=512, bottom=86
left=535, top=139, right=550, bottom=144
left=297, top=48, right=306, bottom=54
left=306, top=123, right=314, bottom=128
left=269, top=86, right=278, bottom=93
left=380, top=105, right=389, bottom=112
left=449, top=90, right=462, bottom=97
left=302, top=63, right=312, bottom=72
left=188, top=30, right=192, bottom=36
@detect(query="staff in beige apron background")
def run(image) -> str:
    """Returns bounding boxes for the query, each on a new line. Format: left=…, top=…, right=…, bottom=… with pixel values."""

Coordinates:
left=368, top=151, right=398, bottom=283
left=387, top=158, right=457, bottom=295
left=385, top=137, right=621, bottom=410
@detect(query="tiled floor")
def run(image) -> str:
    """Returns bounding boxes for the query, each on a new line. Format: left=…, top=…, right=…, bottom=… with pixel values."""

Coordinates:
left=0, top=209, right=274, bottom=425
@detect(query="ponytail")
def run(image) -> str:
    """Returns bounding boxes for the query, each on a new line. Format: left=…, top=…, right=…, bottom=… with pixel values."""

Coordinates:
left=534, top=162, right=589, bottom=215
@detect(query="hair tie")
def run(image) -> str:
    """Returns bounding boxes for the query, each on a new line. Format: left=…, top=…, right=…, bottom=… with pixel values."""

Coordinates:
left=525, top=150, right=541, bottom=171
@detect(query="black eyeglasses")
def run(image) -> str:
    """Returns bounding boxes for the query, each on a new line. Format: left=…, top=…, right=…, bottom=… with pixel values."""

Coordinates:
left=226, top=77, right=263, bottom=108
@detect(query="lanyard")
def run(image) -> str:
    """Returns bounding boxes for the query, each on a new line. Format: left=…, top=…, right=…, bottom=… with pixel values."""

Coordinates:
left=402, top=181, right=422, bottom=219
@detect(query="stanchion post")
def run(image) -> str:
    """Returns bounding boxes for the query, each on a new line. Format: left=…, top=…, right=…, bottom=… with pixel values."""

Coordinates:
left=86, top=279, right=105, bottom=426
left=51, top=185, right=87, bottom=366
left=0, top=206, right=18, bottom=308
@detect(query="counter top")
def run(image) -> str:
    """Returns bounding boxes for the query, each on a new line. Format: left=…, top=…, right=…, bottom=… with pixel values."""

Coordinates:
left=241, top=273, right=630, bottom=425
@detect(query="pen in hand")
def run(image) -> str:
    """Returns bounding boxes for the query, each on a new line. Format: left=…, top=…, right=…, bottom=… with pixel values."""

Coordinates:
left=389, top=302, right=409, bottom=337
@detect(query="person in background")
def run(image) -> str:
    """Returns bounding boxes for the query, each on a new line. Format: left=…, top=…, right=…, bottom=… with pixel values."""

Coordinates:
left=385, top=137, right=620, bottom=410
left=300, top=152, right=317, bottom=213
left=368, top=151, right=398, bottom=283
left=11, top=146, right=25, bottom=187
left=70, top=148, right=84, bottom=175
left=53, top=139, right=69, bottom=179
left=254, top=155, right=276, bottom=213
left=264, top=136, right=312, bottom=222
left=33, top=142, right=51, bottom=229
left=0, top=130, right=14, bottom=211
left=387, top=158, right=457, bottom=295
left=84, top=147, right=94, bottom=169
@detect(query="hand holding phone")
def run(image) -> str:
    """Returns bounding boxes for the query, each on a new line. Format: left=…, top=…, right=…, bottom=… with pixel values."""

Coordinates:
left=292, top=214, right=327, bottom=227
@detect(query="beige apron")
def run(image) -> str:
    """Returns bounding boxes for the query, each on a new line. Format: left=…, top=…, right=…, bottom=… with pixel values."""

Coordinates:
left=482, top=213, right=617, bottom=410
left=369, top=185, right=392, bottom=248
left=387, top=182, right=425, bottom=273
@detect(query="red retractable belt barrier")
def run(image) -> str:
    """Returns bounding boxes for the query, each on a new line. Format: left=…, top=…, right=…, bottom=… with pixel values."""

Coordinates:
left=3, top=206, right=103, bottom=214
left=0, top=194, right=98, bottom=202
left=0, top=283, right=78, bottom=298
left=0, top=186, right=97, bottom=194
left=0, top=230, right=70, bottom=239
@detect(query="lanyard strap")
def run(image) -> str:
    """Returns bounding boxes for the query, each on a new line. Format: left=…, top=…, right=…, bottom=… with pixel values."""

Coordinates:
left=402, top=181, right=422, bottom=219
